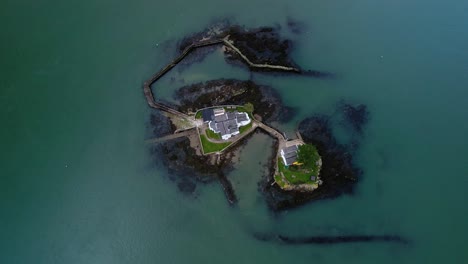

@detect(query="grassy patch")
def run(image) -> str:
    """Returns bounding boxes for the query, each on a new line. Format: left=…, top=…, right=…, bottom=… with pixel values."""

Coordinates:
left=205, top=128, right=221, bottom=140
left=239, top=122, right=253, bottom=134
left=297, top=144, right=321, bottom=175
left=200, top=134, right=231, bottom=154
left=278, top=158, right=317, bottom=185
left=195, top=111, right=202, bottom=119
left=223, top=105, right=254, bottom=119
left=274, top=174, right=287, bottom=188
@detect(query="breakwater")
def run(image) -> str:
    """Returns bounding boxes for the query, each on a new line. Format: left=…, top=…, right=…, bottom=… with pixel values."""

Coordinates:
left=142, top=36, right=301, bottom=118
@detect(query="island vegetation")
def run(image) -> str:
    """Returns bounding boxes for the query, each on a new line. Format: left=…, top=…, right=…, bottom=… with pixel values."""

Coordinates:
left=275, top=144, right=321, bottom=190
left=145, top=23, right=366, bottom=211
left=199, top=134, right=231, bottom=154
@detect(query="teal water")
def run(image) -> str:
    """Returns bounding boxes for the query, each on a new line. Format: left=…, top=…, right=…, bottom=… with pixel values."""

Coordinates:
left=1, top=0, right=467, bottom=263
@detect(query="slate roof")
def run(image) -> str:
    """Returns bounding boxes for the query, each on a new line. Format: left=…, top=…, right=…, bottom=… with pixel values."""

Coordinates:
left=282, top=145, right=298, bottom=154
left=202, top=108, right=214, bottom=122
left=214, top=114, right=226, bottom=122
left=236, top=112, right=249, bottom=122
left=281, top=145, right=300, bottom=166
left=285, top=156, right=297, bottom=166
left=208, top=110, right=250, bottom=139
left=283, top=151, right=297, bottom=159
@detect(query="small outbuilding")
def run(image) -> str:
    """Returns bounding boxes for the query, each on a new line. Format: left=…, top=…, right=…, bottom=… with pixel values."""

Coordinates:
left=280, top=145, right=300, bottom=166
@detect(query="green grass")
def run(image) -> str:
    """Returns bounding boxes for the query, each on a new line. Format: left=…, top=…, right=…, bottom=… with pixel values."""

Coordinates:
left=195, top=111, right=202, bottom=119
left=297, top=144, right=321, bottom=173
left=205, top=128, right=221, bottom=140
left=274, top=174, right=287, bottom=188
left=225, top=106, right=250, bottom=114
left=239, top=122, right=253, bottom=134
left=277, top=158, right=318, bottom=185
left=200, top=134, right=231, bottom=154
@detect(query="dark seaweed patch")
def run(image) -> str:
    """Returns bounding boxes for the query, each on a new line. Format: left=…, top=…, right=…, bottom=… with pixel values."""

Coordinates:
left=252, top=231, right=407, bottom=245
left=278, top=234, right=408, bottom=245
left=286, top=17, right=307, bottom=35
left=338, top=100, right=370, bottom=135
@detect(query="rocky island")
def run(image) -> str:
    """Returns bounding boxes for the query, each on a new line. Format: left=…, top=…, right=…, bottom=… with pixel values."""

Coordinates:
left=145, top=24, right=365, bottom=211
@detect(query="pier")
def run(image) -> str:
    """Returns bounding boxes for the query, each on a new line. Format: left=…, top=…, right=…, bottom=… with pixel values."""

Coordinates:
left=145, top=128, right=196, bottom=144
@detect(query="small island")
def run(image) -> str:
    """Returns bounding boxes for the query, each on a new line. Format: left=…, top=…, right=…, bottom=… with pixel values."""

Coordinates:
left=145, top=24, right=364, bottom=210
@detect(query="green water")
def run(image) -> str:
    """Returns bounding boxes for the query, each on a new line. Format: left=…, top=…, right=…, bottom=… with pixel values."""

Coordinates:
left=1, top=0, right=467, bottom=263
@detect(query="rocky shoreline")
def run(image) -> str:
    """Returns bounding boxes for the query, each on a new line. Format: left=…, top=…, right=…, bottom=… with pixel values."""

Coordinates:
left=176, top=23, right=332, bottom=77
left=174, top=79, right=296, bottom=124
left=146, top=23, right=366, bottom=211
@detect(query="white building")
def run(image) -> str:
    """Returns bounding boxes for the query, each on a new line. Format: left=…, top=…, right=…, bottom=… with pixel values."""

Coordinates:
left=280, top=145, right=299, bottom=166
left=207, top=111, right=251, bottom=140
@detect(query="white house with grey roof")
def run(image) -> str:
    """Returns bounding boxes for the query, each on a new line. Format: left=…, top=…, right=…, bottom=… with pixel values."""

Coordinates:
left=280, top=144, right=300, bottom=166
left=207, top=108, right=251, bottom=140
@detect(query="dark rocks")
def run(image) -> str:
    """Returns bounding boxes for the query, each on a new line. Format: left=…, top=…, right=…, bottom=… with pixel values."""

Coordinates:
left=218, top=172, right=238, bottom=205
left=174, top=79, right=296, bottom=124
left=152, top=138, right=220, bottom=182
left=148, top=110, right=174, bottom=137
left=147, top=22, right=364, bottom=210
left=175, top=23, right=329, bottom=75
left=224, top=25, right=298, bottom=69
left=149, top=136, right=217, bottom=197
left=178, top=19, right=231, bottom=52
left=302, top=69, right=335, bottom=79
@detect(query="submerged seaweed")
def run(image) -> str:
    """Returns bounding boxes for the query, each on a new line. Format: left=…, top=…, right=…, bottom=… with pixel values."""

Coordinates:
left=338, top=100, right=370, bottom=135
left=252, top=230, right=408, bottom=245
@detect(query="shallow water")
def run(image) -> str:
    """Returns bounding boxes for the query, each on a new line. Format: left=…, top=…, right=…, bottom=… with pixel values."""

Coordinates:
left=1, top=0, right=467, bottom=263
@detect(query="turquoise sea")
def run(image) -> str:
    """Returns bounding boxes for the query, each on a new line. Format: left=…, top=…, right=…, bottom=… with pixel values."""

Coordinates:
left=1, top=0, right=467, bottom=263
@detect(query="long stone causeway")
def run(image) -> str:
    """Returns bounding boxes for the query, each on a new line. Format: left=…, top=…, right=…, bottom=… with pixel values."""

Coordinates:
left=143, top=36, right=300, bottom=118
left=143, top=35, right=301, bottom=150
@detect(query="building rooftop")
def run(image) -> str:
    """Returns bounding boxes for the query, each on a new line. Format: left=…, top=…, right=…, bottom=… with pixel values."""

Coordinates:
left=283, top=151, right=297, bottom=159
left=236, top=113, right=249, bottom=122
left=207, top=110, right=251, bottom=140
left=202, top=108, right=214, bottom=122
left=285, top=156, right=297, bottom=166
left=282, top=145, right=298, bottom=154
left=281, top=144, right=300, bottom=166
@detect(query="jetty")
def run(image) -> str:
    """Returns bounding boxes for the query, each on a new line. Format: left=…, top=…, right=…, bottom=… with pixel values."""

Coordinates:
left=145, top=128, right=196, bottom=144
